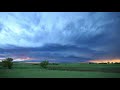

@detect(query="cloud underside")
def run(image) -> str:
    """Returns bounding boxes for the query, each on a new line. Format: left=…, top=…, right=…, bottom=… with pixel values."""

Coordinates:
left=0, top=12, right=120, bottom=62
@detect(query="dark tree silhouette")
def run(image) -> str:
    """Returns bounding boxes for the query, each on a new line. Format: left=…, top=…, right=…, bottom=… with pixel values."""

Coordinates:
left=2, top=58, right=13, bottom=69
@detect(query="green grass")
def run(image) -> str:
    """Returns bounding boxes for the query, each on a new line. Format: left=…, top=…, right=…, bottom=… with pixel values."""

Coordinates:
left=47, top=63, right=120, bottom=73
left=0, top=62, right=120, bottom=78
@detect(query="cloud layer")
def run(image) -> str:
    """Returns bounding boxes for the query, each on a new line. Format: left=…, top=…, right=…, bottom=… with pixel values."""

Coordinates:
left=0, top=12, right=120, bottom=62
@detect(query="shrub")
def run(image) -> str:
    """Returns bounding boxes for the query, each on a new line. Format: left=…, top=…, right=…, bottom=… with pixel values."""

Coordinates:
left=40, top=60, right=49, bottom=68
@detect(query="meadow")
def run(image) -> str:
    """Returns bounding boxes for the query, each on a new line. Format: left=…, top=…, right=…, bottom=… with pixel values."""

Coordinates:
left=0, top=62, right=120, bottom=78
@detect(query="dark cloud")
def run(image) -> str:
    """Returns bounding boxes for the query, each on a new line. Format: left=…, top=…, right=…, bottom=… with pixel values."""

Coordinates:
left=0, top=12, right=120, bottom=62
left=0, top=43, right=105, bottom=62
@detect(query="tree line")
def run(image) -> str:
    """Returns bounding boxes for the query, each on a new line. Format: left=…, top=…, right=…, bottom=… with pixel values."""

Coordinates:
left=88, top=62, right=120, bottom=64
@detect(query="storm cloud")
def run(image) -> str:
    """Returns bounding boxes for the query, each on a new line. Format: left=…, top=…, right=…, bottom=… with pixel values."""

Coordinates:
left=0, top=12, right=120, bottom=62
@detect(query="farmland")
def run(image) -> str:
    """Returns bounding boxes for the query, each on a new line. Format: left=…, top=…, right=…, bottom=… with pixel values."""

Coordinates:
left=0, top=62, right=120, bottom=78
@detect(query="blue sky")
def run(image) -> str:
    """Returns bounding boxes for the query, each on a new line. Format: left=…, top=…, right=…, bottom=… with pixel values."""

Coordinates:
left=0, top=12, right=120, bottom=62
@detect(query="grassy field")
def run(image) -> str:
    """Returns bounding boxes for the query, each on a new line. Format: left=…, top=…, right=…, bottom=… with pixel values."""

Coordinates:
left=0, top=62, right=120, bottom=78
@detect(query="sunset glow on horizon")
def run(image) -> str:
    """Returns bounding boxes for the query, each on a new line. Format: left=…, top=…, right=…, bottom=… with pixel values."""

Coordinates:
left=89, top=59, right=120, bottom=63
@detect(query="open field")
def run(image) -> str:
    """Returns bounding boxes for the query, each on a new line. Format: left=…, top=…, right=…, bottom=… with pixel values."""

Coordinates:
left=0, top=62, right=120, bottom=78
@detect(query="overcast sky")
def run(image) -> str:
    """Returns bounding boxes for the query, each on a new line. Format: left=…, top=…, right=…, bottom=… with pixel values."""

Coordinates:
left=0, top=12, right=120, bottom=62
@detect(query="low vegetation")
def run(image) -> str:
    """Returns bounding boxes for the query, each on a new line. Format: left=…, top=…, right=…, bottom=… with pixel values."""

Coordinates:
left=40, top=60, right=49, bottom=68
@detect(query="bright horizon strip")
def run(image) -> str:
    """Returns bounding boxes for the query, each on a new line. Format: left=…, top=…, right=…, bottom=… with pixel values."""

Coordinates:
left=13, top=57, right=34, bottom=61
left=89, top=59, right=120, bottom=63
left=0, top=57, right=34, bottom=62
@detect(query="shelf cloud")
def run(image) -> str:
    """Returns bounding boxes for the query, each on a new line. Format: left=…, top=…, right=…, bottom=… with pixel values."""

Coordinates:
left=0, top=12, right=120, bottom=62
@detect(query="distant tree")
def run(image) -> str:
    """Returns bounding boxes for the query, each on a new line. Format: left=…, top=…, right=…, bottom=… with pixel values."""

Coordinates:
left=2, top=58, right=13, bottom=69
left=111, top=62, right=113, bottom=64
left=40, top=60, right=49, bottom=68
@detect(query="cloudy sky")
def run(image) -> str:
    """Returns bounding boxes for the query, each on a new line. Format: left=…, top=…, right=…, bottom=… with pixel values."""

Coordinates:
left=0, top=12, right=120, bottom=62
